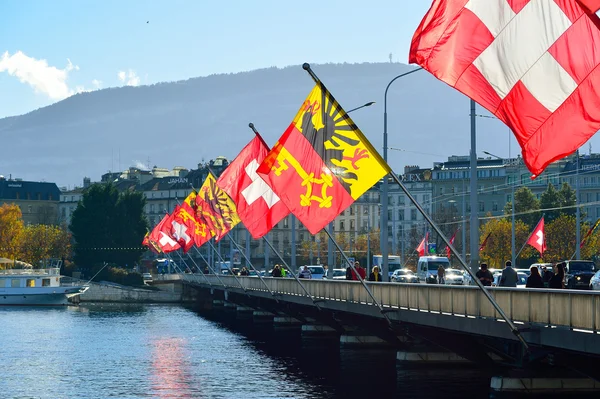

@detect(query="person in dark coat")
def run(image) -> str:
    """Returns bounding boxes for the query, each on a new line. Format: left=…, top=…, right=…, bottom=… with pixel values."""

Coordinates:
left=369, top=266, right=383, bottom=282
left=526, top=266, right=544, bottom=288
left=476, top=263, right=494, bottom=286
left=272, top=264, right=282, bottom=278
left=541, top=266, right=554, bottom=287
left=548, top=263, right=565, bottom=289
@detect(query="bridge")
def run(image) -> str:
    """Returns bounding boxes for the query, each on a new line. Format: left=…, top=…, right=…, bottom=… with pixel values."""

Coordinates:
left=180, top=274, right=600, bottom=394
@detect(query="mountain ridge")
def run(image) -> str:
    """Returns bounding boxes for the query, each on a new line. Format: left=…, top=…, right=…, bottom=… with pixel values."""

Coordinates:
left=1, top=62, right=514, bottom=187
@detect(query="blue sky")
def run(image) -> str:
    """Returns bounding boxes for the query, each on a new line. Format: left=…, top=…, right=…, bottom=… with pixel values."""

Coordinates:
left=0, top=0, right=432, bottom=118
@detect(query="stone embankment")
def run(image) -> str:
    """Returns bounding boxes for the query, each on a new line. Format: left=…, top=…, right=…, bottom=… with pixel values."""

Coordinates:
left=76, top=279, right=188, bottom=303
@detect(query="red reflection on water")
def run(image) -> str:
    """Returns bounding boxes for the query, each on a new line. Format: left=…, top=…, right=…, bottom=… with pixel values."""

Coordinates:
left=150, top=337, right=196, bottom=398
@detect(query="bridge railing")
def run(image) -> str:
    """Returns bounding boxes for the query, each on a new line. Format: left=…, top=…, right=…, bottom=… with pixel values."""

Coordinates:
left=183, top=275, right=600, bottom=332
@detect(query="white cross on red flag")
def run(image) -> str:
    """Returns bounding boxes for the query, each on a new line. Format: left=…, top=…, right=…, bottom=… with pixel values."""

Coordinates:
left=410, top=0, right=600, bottom=177
left=148, top=213, right=181, bottom=253
left=216, top=134, right=290, bottom=239
left=526, top=216, right=547, bottom=256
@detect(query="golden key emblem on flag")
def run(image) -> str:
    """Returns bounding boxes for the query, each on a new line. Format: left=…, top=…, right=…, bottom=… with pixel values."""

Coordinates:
left=272, top=147, right=333, bottom=208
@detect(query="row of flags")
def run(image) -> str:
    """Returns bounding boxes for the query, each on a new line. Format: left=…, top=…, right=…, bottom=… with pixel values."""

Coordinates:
left=143, top=78, right=389, bottom=255
left=145, top=1, right=600, bottom=259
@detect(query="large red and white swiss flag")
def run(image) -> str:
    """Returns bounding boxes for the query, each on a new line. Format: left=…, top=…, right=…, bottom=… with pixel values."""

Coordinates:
left=410, top=0, right=600, bottom=177
left=217, top=134, right=290, bottom=239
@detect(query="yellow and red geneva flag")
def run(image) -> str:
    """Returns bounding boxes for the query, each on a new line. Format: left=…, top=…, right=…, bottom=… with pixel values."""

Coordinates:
left=257, top=82, right=390, bottom=234
left=195, top=173, right=241, bottom=241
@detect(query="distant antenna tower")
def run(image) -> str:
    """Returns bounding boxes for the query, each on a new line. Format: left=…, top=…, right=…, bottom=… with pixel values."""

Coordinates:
left=147, top=156, right=151, bottom=170
left=589, top=142, right=592, bottom=155
left=389, top=53, right=393, bottom=63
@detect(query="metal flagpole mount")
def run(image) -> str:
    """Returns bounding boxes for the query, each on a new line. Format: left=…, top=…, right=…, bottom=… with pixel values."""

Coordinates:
left=262, top=236, right=322, bottom=310
left=387, top=170, right=529, bottom=351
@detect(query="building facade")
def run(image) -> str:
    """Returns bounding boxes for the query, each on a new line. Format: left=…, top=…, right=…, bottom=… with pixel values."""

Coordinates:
left=0, top=176, right=61, bottom=225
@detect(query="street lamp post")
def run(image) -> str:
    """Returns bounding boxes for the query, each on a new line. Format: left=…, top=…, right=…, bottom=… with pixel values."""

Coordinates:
left=483, top=150, right=516, bottom=266
left=382, top=67, right=423, bottom=281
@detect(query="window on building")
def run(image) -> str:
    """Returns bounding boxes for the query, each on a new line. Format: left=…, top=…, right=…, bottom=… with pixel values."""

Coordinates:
left=399, top=196, right=405, bottom=205
left=479, top=202, right=484, bottom=212
left=398, top=210, right=404, bottom=221
left=42, top=279, right=51, bottom=287
left=340, top=221, right=345, bottom=230
left=283, top=218, right=289, bottom=228
left=27, top=205, right=32, bottom=214
left=150, top=204, right=155, bottom=213
left=350, top=207, right=355, bottom=216
left=492, top=201, right=498, bottom=211
left=423, top=194, right=430, bottom=203
left=26, top=279, right=35, bottom=288
left=27, top=192, right=31, bottom=200
left=71, top=196, right=75, bottom=201
left=467, top=203, right=471, bottom=212
left=350, top=220, right=355, bottom=231
left=61, top=208, right=66, bottom=217
left=411, top=209, right=417, bottom=220
left=11, top=279, right=20, bottom=288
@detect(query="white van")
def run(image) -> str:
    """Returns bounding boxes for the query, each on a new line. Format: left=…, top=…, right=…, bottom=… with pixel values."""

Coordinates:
left=417, top=256, right=450, bottom=283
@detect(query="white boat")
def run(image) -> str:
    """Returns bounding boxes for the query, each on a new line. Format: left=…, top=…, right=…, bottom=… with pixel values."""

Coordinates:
left=0, top=260, right=88, bottom=306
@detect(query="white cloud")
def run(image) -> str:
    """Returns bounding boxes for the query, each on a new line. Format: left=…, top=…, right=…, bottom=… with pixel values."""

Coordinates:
left=117, top=69, right=140, bottom=86
left=0, top=51, right=81, bottom=100
left=91, top=79, right=102, bottom=89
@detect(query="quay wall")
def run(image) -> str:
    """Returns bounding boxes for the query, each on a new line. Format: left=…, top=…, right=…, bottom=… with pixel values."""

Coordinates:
left=78, top=281, right=187, bottom=303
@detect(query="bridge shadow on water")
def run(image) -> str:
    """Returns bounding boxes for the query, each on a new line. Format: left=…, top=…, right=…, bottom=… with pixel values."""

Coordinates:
left=187, top=305, right=522, bottom=399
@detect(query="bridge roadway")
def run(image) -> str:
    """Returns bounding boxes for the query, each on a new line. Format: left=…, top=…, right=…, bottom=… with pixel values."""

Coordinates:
left=181, top=274, right=600, bottom=370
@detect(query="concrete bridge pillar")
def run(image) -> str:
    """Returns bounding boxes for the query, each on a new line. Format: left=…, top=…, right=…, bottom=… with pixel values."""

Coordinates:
left=235, top=305, right=254, bottom=320
left=253, top=310, right=275, bottom=325
left=273, top=316, right=303, bottom=331
left=338, top=327, right=394, bottom=349
left=490, top=377, right=600, bottom=395
left=301, top=323, right=338, bottom=339
left=396, top=351, right=471, bottom=365
left=212, top=300, right=225, bottom=310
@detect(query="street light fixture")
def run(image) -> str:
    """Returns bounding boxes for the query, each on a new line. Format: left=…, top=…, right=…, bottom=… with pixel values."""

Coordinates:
left=346, top=101, right=376, bottom=114
left=382, top=67, right=424, bottom=281
left=483, top=150, right=516, bottom=266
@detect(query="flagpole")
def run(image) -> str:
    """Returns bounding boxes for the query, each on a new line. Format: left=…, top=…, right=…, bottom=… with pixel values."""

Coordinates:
left=262, top=236, right=323, bottom=310
left=386, top=169, right=529, bottom=350
left=227, top=235, right=280, bottom=302
left=206, top=237, right=249, bottom=292
left=173, top=250, right=214, bottom=287
left=321, top=227, right=394, bottom=326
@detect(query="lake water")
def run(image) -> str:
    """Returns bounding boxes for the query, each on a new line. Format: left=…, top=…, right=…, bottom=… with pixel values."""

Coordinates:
left=0, top=303, right=570, bottom=398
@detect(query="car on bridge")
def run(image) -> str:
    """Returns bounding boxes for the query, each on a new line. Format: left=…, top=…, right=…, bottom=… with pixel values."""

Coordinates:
left=590, top=270, right=600, bottom=290
left=332, top=268, right=347, bottom=280
left=390, top=269, right=419, bottom=283
left=444, top=269, right=464, bottom=285
left=564, top=260, right=596, bottom=290
left=492, top=272, right=527, bottom=288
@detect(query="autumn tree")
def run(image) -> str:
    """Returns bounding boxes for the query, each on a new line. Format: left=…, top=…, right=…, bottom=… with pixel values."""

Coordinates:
left=479, top=218, right=533, bottom=268
left=20, top=224, right=71, bottom=267
left=70, top=183, right=147, bottom=269
left=544, top=215, right=597, bottom=262
left=504, top=186, right=540, bottom=228
left=0, top=204, right=24, bottom=262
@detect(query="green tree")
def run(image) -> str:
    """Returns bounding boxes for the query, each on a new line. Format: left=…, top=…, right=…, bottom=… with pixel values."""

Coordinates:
left=540, top=183, right=561, bottom=223
left=70, top=183, right=147, bottom=269
left=504, top=186, right=540, bottom=228
left=557, top=182, right=578, bottom=219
